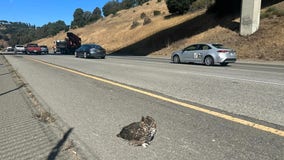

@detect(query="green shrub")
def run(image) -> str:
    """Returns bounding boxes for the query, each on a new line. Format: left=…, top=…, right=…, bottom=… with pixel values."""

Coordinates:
left=261, top=7, right=284, bottom=19
left=140, top=12, right=147, bottom=19
left=130, top=20, right=140, bottom=29
left=143, top=16, right=152, bottom=25
left=191, top=0, right=214, bottom=11
left=272, top=9, right=284, bottom=17
left=165, top=0, right=196, bottom=15
left=153, top=10, right=161, bottom=16
left=137, top=0, right=150, bottom=5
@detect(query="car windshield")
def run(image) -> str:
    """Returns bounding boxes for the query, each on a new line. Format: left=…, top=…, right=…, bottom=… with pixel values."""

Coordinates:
left=82, top=45, right=91, bottom=50
left=86, top=45, right=103, bottom=50
left=90, top=45, right=100, bottom=49
left=28, top=44, right=38, bottom=47
left=16, top=45, right=24, bottom=47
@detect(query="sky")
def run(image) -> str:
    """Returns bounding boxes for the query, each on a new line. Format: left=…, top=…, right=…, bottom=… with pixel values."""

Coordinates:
left=0, top=0, right=109, bottom=26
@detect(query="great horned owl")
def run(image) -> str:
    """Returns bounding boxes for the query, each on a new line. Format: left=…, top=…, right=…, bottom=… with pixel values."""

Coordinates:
left=117, top=116, right=157, bottom=148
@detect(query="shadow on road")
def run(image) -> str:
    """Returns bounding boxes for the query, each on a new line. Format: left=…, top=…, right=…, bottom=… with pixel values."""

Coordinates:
left=48, top=128, right=73, bottom=160
left=0, top=84, right=25, bottom=96
left=0, top=72, right=12, bottom=77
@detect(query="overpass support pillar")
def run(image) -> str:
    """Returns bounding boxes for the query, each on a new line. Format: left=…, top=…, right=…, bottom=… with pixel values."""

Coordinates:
left=240, top=0, right=262, bottom=36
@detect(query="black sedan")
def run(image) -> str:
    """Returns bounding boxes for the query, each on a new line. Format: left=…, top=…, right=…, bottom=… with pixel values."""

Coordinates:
left=75, top=44, right=106, bottom=59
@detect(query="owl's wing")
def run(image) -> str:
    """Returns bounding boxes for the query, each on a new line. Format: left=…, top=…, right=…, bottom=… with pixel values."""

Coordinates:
left=132, top=127, right=147, bottom=141
left=117, top=122, right=141, bottom=140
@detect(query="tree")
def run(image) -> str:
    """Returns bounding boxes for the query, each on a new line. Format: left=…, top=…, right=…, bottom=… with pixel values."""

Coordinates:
left=91, top=7, right=103, bottom=22
left=71, top=7, right=103, bottom=28
left=102, top=0, right=121, bottom=17
left=121, top=0, right=137, bottom=9
left=36, top=20, right=68, bottom=38
left=83, top=11, right=93, bottom=24
left=137, top=0, right=150, bottom=5
left=55, top=20, right=69, bottom=32
left=1, top=19, right=67, bottom=47
left=165, top=0, right=197, bottom=15
left=49, top=20, right=68, bottom=35
left=71, top=8, right=85, bottom=28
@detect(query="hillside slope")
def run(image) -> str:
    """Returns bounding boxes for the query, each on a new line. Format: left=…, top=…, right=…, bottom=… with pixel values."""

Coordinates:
left=152, top=15, right=284, bottom=61
left=36, top=0, right=284, bottom=61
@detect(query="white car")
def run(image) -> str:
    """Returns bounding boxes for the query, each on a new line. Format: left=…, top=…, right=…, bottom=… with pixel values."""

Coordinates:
left=171, top=43, right=237, bottom=66
left=14, top=45, right=26, bottom=53
left=6, top=47, right=14, bottom=52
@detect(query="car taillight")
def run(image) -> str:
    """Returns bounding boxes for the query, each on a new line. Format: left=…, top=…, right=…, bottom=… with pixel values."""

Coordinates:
left=217, top=50, right=229, bottom=53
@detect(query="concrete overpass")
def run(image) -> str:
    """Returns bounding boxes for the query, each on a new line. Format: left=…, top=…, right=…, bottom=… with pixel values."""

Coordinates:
left=240, top=0, right=262, bottom=36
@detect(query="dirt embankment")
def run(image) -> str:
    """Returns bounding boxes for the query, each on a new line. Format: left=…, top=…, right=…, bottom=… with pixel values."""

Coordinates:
left=152, top=15, right=284, bottom=61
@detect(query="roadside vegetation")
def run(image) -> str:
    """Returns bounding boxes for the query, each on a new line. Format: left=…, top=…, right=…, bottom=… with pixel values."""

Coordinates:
left=261, top=6, right=284, bottom=19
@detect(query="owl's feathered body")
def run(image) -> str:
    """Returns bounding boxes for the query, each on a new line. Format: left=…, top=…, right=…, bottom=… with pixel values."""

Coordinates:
left=117, top=116, right=157, bottom=147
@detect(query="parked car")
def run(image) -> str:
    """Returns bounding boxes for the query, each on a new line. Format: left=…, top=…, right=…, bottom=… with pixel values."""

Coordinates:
left=14, top=45, right=26, bottom=54
left=6, top=47, right=14, bottom=52
left=40, top=45, right=49, bottom=54
left=171, top=43, right=237, bottom=66
left=75, top=44, right=106, bottom=59
left=25, top=43, right=41, bottom=55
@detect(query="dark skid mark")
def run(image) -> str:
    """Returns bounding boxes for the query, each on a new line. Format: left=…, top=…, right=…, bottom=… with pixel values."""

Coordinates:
left=0, top=84, right=25, bottom=96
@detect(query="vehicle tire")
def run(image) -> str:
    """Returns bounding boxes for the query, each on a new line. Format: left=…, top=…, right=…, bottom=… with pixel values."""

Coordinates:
left=101, top=56, right=105, bottom=59
left=220, top=62, right=228, bottom=66
left=83, top=52, right=87, bottom=59
left=173, top=55, right=180, bottom=63
left=204, top=56, right=214, bottom=66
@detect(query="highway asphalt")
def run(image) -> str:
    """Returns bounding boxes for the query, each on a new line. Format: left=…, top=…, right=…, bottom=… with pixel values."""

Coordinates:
left=2, top=54, right=283, bottom=160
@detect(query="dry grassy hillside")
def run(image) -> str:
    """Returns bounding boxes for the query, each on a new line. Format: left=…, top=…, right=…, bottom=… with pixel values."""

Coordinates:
left=36, top=0, right=173, bottom=52
left=36, top=0, right=284, bottom=61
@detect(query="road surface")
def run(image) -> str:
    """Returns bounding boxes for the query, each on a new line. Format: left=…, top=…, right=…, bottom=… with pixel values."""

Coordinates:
left=4, top=54, right=284, bottom=160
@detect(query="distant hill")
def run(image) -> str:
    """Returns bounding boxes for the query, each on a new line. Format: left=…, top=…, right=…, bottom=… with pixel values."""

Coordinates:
left=0, top=20, right=68, bottom=49
left=0, top=21, right=9, bottom=48
left=34, top=0, right=284, bottom=61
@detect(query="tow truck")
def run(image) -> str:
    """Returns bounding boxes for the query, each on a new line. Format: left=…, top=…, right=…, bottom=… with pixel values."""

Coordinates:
left=54, top=32, right=81, bottom=54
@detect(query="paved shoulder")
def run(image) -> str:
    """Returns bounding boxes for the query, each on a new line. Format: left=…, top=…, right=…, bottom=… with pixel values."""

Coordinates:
left=0, top=55, right=76, bottom=160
